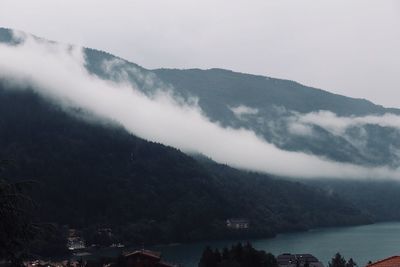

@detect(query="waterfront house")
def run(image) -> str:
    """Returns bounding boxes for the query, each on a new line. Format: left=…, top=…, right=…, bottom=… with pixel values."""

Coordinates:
left=366, top=256, right=400, bottom=267
left=123, top=250, right=176, bottom=267
left=226, top=218, right=250, bottom=229
left=277, top=253, right=324, bottom=267
left=67, top=228, right=86, bottom=250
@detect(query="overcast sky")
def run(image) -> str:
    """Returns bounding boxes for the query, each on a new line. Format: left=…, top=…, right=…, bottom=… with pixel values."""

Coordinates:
left=1, top=0, right=399, bottom=108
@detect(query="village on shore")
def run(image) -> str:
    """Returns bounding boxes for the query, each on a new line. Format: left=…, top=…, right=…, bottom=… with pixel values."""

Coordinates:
left=17, top=218, right=400, bottom=267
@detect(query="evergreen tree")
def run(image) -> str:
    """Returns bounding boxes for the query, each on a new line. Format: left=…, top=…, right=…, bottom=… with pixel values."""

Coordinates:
left=346, top=258, right=357, bottom=267
left=199, top=246, right=218, bottom=267
left=198, top=242, right=277, bottom=267
left=0, top=160, right=37, bottom=266
left=232, top=243, right=243, bottom=263
left=214, top=249, right=222, bottom=264
left=221, top=247, right=229, bottom=261
left=329, top=253, right=347, bottom=267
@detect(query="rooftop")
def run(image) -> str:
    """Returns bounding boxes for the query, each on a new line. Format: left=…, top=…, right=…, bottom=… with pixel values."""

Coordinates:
left=277, top=253, right=319, bottom=264
left=227, top=218, right=249, bottom=223
left=367, top=256, right=400, bottom=267
left=124, top=249, right=161, bottom=259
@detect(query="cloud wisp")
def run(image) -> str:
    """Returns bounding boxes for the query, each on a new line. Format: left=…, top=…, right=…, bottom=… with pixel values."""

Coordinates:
left=289, top=110, right=400, bottom=136
left=1, top=31, right=400, bottom=180
left=230, top=105, right=259, bottom=120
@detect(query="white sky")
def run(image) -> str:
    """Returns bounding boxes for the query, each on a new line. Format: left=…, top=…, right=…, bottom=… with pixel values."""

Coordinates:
left=1, top=0, right=399, bottom=108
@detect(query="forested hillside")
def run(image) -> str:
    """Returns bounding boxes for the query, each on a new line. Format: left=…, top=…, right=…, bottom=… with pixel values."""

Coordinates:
left=0, top=84, right=370, bottom=246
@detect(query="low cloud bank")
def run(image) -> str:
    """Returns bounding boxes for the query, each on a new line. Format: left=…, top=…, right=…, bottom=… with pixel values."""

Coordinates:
left=289, top=110, right=400, bottom=136
left=1, top=31, right=400, bottom=180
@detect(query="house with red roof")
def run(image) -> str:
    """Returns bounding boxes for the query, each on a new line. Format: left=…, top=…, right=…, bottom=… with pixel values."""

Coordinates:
left=366, top=256, right=400, bottom=267
left=123, top=250, right=176, bottom=267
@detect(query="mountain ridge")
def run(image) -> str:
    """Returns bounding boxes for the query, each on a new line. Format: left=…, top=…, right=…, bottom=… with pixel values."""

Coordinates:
left=1, top=27, right=400, bottom=242
left=1, top=27, right=396, bottom=112
left=154, top=67, right=393, bottom=110
left=3, top=27, right=400, bottom=170
left=0, top=83, right=371, bottom=247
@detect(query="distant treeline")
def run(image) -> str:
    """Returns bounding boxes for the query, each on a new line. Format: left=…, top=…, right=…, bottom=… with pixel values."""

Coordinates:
left=199, top=242, right=277, bottom=267
left=198, top=243, right=357, bottom=267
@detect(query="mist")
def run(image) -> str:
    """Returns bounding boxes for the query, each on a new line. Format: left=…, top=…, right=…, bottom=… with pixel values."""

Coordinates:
left=289, top=110, right=400, bottom=136
left=1, top=31, right=400, bottom=180
left=230, top=105, right=259, bottom=120
left=2, top=0, right=399, bottom=108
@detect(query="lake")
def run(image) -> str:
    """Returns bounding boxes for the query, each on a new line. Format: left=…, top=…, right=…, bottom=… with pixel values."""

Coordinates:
left=151, top=222, right=400, bottom=267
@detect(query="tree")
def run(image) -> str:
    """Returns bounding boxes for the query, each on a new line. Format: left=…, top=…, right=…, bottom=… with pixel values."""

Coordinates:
left=329, top=253, right=347, bottom=267
left=0, top=160, right=38, bottom=266
left=221, top=247, right=229, bottom=261
left=199, top=246, right=219, bottom=267
left=346, top=258, right=357, bottom=267
left=214, top=249, right=222, bottom=263
left=259, top=252, right=277, bottom=267
left=198, top=243, right=277, bottom=267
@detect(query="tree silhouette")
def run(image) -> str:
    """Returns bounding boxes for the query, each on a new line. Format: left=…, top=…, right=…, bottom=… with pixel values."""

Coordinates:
left=198, top=242, right=277, bottom=267
left=0, top=160, right=38, bottom=266
left=346, top=258, right=357, bottom=267
left=329, top=253, right=347, bottom=267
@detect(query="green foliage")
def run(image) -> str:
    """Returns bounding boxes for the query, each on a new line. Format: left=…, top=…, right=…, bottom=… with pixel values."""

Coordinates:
left=328, top=253, right=357, bottom=267
left=0, top=161, right=38, bottom=265
left=346, top=258, right=357, bottom=267
left=28, top=224, right=69, bottom=258
left=198, top=242, right=277, bottom=267
left=0, top=86, right=370, bottom=247
left=329, top=253, right=346, bottom=267
left=0, top=160, right=69, bottom=262
left=310, top=179, right=400, bottom=221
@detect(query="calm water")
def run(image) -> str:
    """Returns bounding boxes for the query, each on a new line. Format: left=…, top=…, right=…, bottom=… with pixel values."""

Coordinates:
left=151, top=222, right=400, bottom=267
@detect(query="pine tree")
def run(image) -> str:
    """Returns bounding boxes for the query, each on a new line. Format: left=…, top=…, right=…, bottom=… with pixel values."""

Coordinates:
left=329, top=253, right=347, bottom=267
left=346, top=258, right=357, bottom=267
left=0, top=160, right=37, bottom=266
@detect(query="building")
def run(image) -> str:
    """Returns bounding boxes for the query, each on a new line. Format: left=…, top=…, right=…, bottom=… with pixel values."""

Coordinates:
left=277, top=253, right=324, bottom=267
left=24, top=260, right=85, bottom=267
left=226, top=218, right=250, bottom=229
left=67, top=238, right=85, bottom=250
left=366, top=256, right=400, bottom=267
left=67, top=228, right=86, bottom=250
left=123, top=250, right=176, bottom=267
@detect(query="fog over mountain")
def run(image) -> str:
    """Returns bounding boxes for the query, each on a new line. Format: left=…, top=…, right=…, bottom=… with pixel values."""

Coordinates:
left=1, top=28, right=400, bottom=179
left=2, top=0, right=399, bottom=108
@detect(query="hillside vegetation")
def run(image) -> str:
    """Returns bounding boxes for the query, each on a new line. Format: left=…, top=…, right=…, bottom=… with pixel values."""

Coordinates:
left=0, top=84, right=370, bottom=245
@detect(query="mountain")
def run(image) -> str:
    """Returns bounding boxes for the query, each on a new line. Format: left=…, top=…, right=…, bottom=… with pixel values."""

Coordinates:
left=305, top=179, right=400, bottom=222
left=0, top=83, right=369, bottom=246
left=2, top=27, right=400, bottom=168
left=84, top=48, right=400, bottom=168
left=0, top=27, right=398, bottom=248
